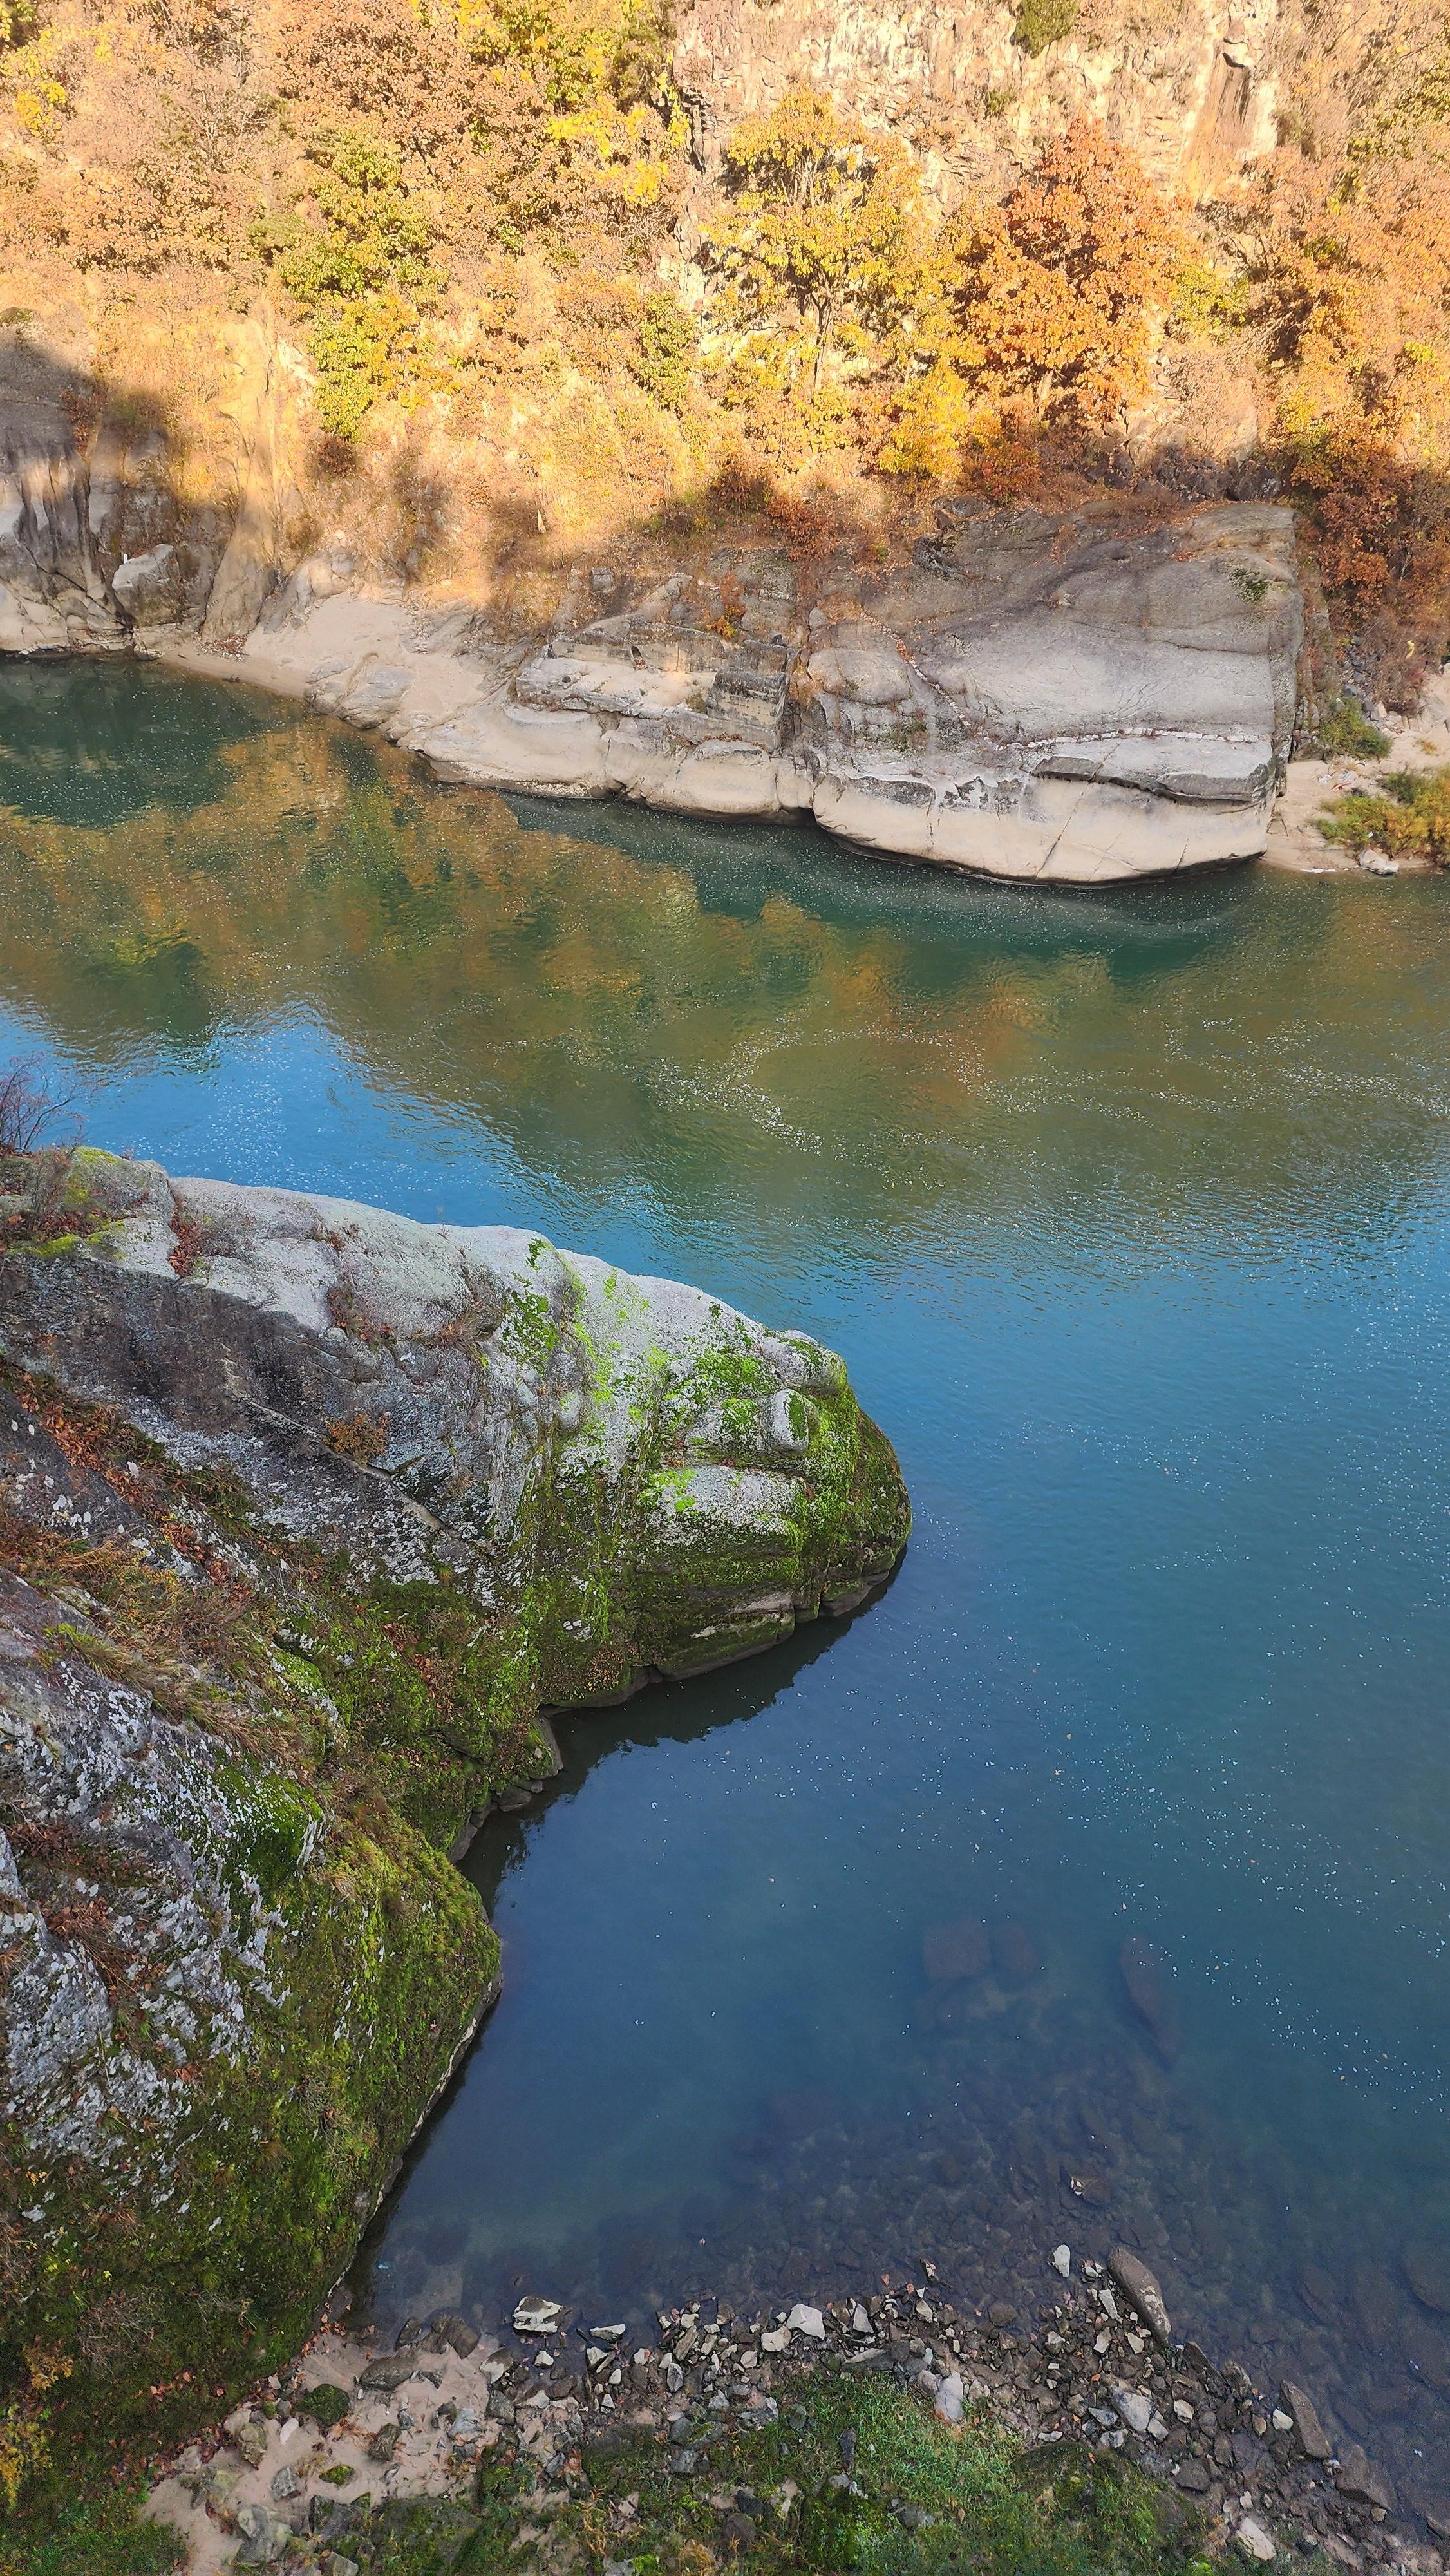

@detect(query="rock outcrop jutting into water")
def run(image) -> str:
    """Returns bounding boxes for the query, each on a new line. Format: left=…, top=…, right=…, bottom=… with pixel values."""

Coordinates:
left=0, top=1150, right=907, bottom=2409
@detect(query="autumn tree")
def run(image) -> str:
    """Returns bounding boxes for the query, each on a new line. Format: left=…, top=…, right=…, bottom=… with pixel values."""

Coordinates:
left=1241, top=151, right=1450, bottom=460
left=940, top=117, right=1183, bottom=431
left=705, top=87, right=922, bottom=396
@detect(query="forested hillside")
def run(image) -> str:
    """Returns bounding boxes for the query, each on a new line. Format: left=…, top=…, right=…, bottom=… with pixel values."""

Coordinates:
left=0, top=0, right=1446, bottom=703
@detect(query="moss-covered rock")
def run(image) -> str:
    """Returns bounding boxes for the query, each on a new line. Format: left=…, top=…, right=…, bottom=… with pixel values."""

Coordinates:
left=0, top=1153, right=908, bottom=2433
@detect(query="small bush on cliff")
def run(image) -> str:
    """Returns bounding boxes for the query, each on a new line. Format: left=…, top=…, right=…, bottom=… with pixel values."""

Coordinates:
left=1304, top=694, right=1392, bottom=757
left=1015, top=0, right=1079, bottom=53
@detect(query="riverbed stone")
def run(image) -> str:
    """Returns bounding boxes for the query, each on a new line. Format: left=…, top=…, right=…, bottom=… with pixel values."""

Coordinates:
left=1281, top=2381, right=1333, bottom=2459
left=515, top=2298, right=565, bottom=2336
left=922, top=1916, right=990, bottom=1982
left=1237, top=2514, right=1277, bottom=2561
left=992, top=1922, right=1040, bottom=1987
left=785, top=2304, right=825, bottom=2339
left=1404, top=2246, right=1450, bottom=2315
left=1337, top=2446, right=1396, bottom=2510
left=1109, top=2249, right=1172, bottom=2345
left=1118, top=1936, right=1183, bottom=2062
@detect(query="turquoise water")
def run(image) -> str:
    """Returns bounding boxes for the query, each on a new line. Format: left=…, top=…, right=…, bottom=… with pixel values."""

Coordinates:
left=3, top=660, right=1450, bottom=2501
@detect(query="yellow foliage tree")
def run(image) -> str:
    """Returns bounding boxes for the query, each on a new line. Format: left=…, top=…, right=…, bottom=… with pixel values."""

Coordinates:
left=705, top=87, right=923, bottom=399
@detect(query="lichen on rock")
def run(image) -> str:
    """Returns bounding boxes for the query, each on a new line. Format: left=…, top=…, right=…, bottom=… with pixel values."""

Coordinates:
left=0, top=1149, right=908, bottom=2426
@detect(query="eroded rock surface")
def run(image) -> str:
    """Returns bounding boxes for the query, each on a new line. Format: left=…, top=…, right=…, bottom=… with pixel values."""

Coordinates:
left=229, top=498, right=1301, bottom=884
left=0, top=1150, right=907, bottom=2414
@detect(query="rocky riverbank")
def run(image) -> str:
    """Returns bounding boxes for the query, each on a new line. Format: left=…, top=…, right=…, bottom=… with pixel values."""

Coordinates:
left=0, top=312, right=1312, bottom=887
left=140, top=2248, right=1433, bottom=2575
left=150, top=497, right=1303, bottom=888
left=0, top=1146, right=907, bottom=2430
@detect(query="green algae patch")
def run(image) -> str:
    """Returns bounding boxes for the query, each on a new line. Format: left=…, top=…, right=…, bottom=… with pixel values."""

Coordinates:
left=0, top=1363, right=501, bottom=2445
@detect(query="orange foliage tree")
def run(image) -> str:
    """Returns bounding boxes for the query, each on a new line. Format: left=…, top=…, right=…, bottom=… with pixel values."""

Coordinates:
left=941, top=117, right=1183, bottom=431
left=875, top=115, right=1183, bottom=478
left=1237, top=138, right=1450, bottom=696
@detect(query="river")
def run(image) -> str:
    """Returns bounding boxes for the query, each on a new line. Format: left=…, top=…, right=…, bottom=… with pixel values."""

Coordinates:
left=3, top=657, right=1449, bottom=2509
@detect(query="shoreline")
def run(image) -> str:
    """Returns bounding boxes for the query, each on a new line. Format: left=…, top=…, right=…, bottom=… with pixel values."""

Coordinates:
left=142, top=2251, right=1429, bottom=2575
left=107, top=493, right=1308, bottom=893
left=112, top=627, right=1446, bottom=887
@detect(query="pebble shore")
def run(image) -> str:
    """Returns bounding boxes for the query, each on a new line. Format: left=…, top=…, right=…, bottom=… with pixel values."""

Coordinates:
left=147, top=2242, right=1438, bottom=2574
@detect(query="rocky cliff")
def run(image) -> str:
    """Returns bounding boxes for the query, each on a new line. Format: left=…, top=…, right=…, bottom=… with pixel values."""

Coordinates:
left=228, top=496, right=1299, bottom=883
left=0, top=1148, right=907, bottom=2416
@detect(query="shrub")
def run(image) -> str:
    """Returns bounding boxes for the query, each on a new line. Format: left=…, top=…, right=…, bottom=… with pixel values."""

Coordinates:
left=0, top=1057, right=73, bottom=1157
left=632, top=289, right=695, bottom=410
left=1015, top=0, right=1078, bottom=52
left=1304, top=694, right=1392, bottom=757
left=1317, top=764, right=1450, bottom=864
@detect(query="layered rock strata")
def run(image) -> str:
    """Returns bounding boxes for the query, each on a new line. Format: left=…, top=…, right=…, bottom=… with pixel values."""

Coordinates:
left=0, top=317, right=1302, bottom=884
left=198, top=498, right=1303, bottom=886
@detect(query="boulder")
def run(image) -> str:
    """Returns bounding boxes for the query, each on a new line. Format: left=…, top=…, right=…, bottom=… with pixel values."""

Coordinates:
left=1404, top=2243, right=1450, bottom=2315
left=1236, top=2514, right=1277, bottom=2562
left=1337, top=2445, right=1396, bottom=2511
left=1119, top=1935, right=1183, bottom=2062
left=992, top=1920, right=1040, bottom=1987
left=110, top=542, right=182, bottom=624
left=921, top=1915, right=990, bottom=1982
left=1108, top=2248, right=1172, bottom=2345
left=1279, top=2380, right=1332, bottom=2460
left=0, top=1151, right=907, bottom=2416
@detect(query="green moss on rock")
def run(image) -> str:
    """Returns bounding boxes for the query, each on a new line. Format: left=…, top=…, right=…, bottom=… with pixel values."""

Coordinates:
left=0, top=1159, right=908, bottom=2450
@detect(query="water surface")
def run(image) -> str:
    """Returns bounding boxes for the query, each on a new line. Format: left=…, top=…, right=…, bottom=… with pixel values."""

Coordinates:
left=3, top=660, right=1449, bottom=2505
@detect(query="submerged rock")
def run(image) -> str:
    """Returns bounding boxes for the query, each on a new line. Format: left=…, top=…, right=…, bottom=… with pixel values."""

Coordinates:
left=1337, top=2444, right=1396, bottom=2511
left=1404, top=2242, right=1450, bottom=2315
left=991, top=1920, right=1040, bottom=1988
left=0, top=1151, right=907, bottom=2420
left=921, top=1915, right=990, bottom=1983
left=1118, top=1934, right=1183, bottom=2063
left=1280, top=2380, right=1332, bottom=2461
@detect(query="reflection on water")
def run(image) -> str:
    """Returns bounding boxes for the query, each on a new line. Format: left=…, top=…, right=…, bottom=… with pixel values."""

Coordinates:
left=4, top=659, right=1450, bottom=2510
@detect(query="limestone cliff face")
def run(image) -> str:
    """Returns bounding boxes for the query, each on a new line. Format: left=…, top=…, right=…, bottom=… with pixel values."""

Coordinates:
left=0, top=0, right=1310, bottom=894
left=0, top=318, right=1302, bottom=880
left=0, top=1150, right=907, bottom=2410
left=673, top=0, right=1280, bottom=211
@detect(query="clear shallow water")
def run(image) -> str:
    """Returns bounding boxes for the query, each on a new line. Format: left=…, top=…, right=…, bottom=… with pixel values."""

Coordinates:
left=4, top=660, right=1450, bottom=2501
